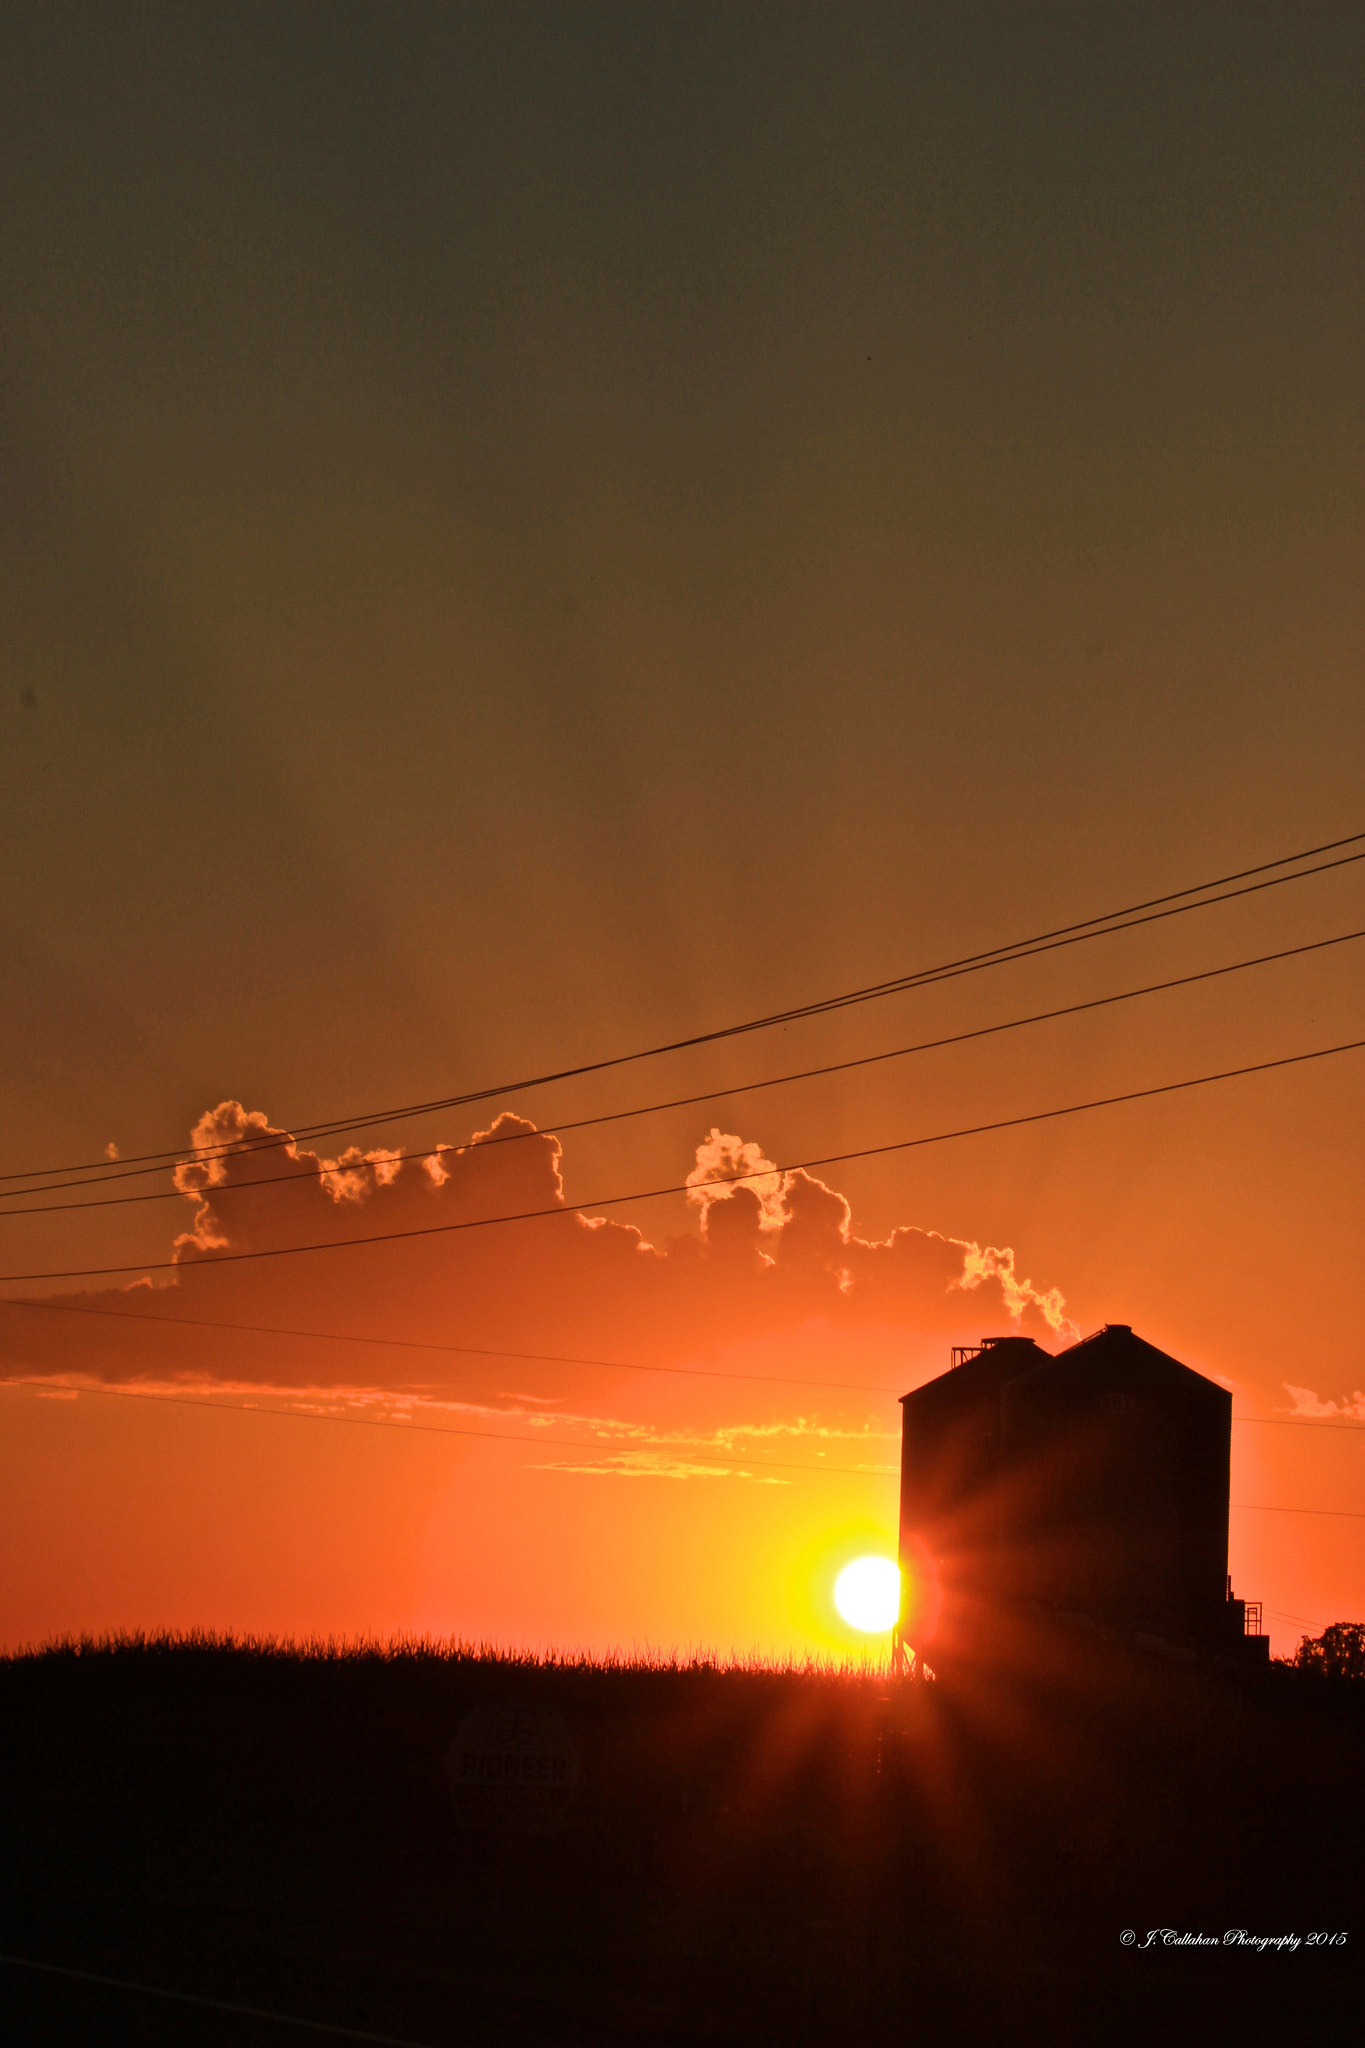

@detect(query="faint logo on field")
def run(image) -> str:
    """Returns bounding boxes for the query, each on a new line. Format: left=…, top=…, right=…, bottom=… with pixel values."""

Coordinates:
left=444, top=1704, right=579, bottom=1832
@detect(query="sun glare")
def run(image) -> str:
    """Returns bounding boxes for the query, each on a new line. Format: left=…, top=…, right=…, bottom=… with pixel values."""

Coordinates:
left=833, top=1555, right=901, bottom=1633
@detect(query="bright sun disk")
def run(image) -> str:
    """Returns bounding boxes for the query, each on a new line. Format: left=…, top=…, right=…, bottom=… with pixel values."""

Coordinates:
left=833, top=1555, right=901, bottom=1633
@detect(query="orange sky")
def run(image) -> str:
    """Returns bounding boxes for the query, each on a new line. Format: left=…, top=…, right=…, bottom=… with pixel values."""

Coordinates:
left=2, top=1053, right=1362, bottom=1659
left=1, top=8, right=1361, bottom=1657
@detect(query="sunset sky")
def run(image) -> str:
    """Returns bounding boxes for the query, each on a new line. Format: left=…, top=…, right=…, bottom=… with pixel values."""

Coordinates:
left=2, top=5, right=1361, bottom=1659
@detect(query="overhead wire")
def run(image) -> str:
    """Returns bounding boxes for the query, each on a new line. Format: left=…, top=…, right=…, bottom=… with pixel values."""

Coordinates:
left=0, top=1297, right=900, bottom=1396
left=4, top=1034, right=1361, bottom=1284
left=3, top=924, right=1360, bottom=1217
left=0, top=1378, right=896, bottom=1480
left=1233, top=1414, right=1365, bottom=1435
left=1234, top=1503, right=1365, bottom=1520
left=2, top=1294, right=1362, bottom=1430
left=1, top=1378, right=1360, bottom=1510
left=3, top=830, right=1361, bottom=1188
left=0, top=1951, right=427, bottom=2046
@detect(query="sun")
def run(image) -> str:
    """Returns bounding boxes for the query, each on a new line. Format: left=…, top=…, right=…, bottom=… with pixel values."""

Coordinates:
left=833, top=1555, right=901, bottom=1633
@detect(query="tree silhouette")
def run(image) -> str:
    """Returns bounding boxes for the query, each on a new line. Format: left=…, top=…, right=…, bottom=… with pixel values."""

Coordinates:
left=1294, top=1622, right=1365, bottom=1680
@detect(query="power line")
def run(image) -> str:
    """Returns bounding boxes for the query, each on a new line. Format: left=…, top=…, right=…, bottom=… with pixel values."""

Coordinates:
left=1234, top=1414, right=1365, bottom=1435
left=3, top=1379, right=1358, bottom=1507
left=7, top=924, right=1360, bottom=1216
left=4, top=1035, right=1361, bottom=1285
left=1234, top=1503, right=1365, bottom=1520
left=3, top=1296, right=1362, bottom=1431
left=5, top=831, right=1361, bottom=1188
left=0, top=1379, right=896, bottom=1480
left=0, top=1298, right=900, bottom=1397
left=0, top=1952, right=428, bottom=2046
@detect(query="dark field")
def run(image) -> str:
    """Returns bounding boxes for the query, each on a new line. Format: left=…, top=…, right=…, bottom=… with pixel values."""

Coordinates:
left=2, top=1632, right=1361, bottom=2045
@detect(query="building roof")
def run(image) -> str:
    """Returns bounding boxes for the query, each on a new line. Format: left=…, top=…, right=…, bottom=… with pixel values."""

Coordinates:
left=900, top=1334, right=1050, bottom=1408
left=1012, top=1323, right=1230, bottom=1408
left=900, top=1325, right=1230, bottom=1410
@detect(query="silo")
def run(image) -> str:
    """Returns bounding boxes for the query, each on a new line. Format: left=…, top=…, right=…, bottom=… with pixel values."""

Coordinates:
left=999, top=1324, right=1231, bottom=1641
left=898, top=1323, right=1263, bottom=1666
left=897, top=1335, right=1051, bottom=1657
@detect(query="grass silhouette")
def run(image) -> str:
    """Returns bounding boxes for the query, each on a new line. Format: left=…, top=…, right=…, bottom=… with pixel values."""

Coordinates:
left=3, top=1629, right=1360, bottom=2043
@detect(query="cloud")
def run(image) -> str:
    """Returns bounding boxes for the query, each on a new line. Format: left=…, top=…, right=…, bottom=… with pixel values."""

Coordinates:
left=539, top=1455, right=793, bottom=1484
left=954, top=1242, right=1071, bottom=1332
left=1, top=1104, right=1079, bottom=1409
left=1283, top=1383, right=1365, bottom=1421
left=687, top=1129, right=789, bottom=1234
left=171, top=1102, right=563, bottom=1258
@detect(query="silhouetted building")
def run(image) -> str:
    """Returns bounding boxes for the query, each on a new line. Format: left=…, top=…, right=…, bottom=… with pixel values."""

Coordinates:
left=898, top=1324, right=1267, bottom=1666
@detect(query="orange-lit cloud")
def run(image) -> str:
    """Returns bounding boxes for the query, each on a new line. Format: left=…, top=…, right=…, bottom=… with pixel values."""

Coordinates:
left=1283, top=1384, right=1365, bottom=1421
left=2, top=1102, right=1078, bottom=1409
left=687, top=1128, right=790, bottom=1236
